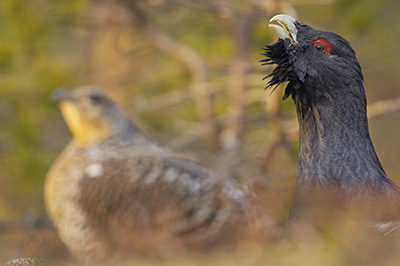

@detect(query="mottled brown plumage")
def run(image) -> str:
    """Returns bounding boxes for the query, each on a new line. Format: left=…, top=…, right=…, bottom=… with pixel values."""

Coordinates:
left=2, top=258, right=73, bottom=266
left=45, top=86, right=270, bottom=262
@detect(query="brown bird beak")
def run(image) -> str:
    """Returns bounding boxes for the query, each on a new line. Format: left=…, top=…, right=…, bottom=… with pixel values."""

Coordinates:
left=50, top=88, right=74, bottom=103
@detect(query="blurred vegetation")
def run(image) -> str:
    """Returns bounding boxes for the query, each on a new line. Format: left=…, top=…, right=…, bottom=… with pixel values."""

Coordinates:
left=0, top=0, right=399, bottom=264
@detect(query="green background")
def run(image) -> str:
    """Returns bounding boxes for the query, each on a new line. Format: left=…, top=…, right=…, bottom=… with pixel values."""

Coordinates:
left=1, top=0, right=399, bottom=264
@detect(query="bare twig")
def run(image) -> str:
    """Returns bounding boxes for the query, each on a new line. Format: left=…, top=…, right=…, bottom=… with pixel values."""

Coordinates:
left=259, top=86, right=287, bottom=171
left=84, top=3, right=133, bottom=93
left=272, top=96, right=400, bottom=143
left=367, top=97, right=400, bottom=118
left=207, top=1, right=261, bottom=152
left=118, top=0, right=220, bottom=149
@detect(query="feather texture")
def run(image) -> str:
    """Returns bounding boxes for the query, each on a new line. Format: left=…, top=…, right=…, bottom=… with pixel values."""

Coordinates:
left=45, top=86, right=271, bottom=262
left=262, top=16, right=400, bottom=226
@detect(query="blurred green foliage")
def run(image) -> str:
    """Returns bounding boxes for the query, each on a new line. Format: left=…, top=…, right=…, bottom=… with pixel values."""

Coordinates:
left=0, top=0, right=399, bottom=263
left=0, top=0, right=399, bottom=218
left=0, top=0, right=89, bottom=216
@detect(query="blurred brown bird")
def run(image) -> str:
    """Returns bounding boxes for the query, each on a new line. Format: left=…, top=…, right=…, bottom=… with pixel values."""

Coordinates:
left=44, top=86, right=272, bottom=263
left=2, top=258, right=73, bottom=266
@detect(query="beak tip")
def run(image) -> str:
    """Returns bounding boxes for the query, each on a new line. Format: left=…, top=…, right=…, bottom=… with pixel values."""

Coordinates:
left=50, top=88, right=70, bottom=102
left=268, top=14, right=299, bottom=43
left=269, top=14, right=298, bottom=24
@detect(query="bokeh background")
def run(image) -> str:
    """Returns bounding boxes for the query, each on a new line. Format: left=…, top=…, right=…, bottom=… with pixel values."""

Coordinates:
left=1, top=0, right=400, bottom=264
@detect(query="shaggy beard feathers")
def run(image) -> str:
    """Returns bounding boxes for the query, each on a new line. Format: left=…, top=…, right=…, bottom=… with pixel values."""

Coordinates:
left=260, top=39, right=309, bottom=118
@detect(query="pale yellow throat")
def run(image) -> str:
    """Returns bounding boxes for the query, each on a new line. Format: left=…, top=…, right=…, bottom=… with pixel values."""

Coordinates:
left=59, top=101, right=111, bottom=145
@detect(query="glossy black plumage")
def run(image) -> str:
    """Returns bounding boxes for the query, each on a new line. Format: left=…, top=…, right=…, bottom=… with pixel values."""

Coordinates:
left=262, top=16, right=400, bottom=224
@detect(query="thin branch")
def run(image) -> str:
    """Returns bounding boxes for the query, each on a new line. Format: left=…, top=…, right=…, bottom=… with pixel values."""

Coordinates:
left=207, top=0, right=260, bottom=152
left=367, top=97, right=400, bottom=118
left=118, top=0, right=220, bottom=149
left=259, top=84, right=290, bottom=172
left=275, top=96, right=400, bottom=143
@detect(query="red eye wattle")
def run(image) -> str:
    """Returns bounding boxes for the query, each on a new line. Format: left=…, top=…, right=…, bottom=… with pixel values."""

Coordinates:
left=312, top=38, right=331, bottom=55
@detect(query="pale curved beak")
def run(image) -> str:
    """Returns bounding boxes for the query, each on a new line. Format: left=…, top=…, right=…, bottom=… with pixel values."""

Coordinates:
left=269, top=14, right=298, bottom=44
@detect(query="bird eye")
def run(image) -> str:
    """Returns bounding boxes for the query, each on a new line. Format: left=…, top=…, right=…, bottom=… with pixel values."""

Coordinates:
left=89, top=94, right=103, bottom=104
left=312, top=38, right=331, bottom=55
left=314, top=43, right=326, bottom=53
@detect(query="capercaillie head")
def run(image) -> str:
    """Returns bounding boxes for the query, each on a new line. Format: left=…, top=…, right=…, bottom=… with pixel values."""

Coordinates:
left=51, top=86, right=131, bottom=145
left=261, top=14, right=364, bottom=118
left=262, top=15, right=400, bottom=225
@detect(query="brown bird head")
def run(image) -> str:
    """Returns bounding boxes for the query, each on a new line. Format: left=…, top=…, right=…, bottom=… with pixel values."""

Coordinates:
left=51, top=86, right=131, bottom=145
